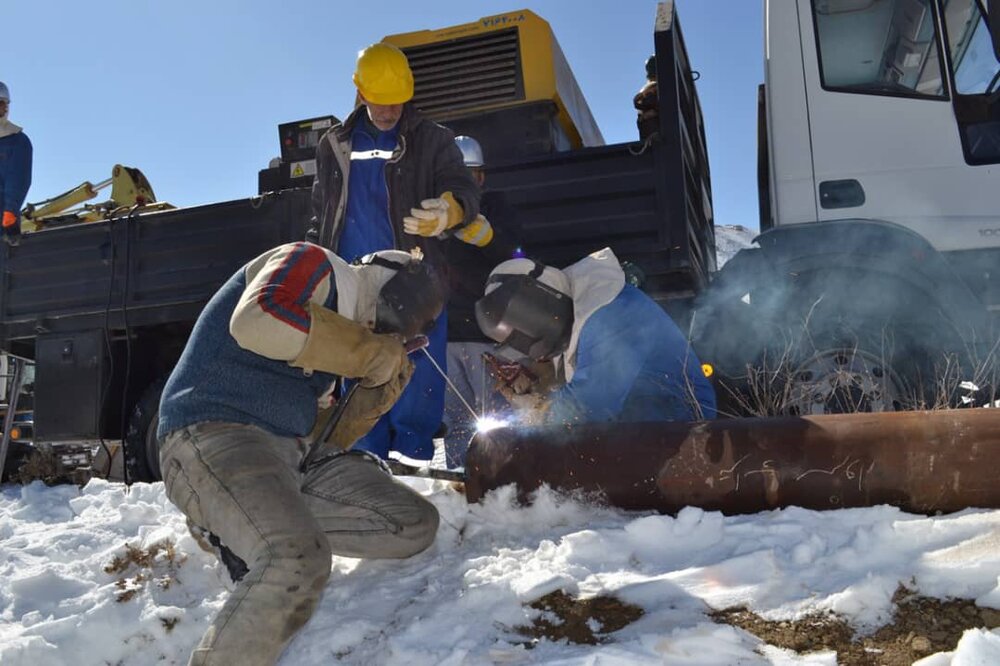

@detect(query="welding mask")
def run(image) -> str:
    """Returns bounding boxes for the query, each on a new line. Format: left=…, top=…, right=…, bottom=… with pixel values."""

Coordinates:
left=358, top=252, right=447, bottom=339
left=475, top=260, right=574, bottom=360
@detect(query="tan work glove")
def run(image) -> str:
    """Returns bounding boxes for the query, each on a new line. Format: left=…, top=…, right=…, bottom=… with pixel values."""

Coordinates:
left=315, top=361, right=415, bottom=450
left=452, top=214, right=494, bottom=247
left=403, top=191, right=465, bottom=237
left=291, top=302, right=409, bottom=387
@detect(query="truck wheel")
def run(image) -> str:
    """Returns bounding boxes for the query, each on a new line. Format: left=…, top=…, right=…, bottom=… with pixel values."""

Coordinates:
left=784, top=339, right=907, bottom=415
left=124, top=377, right=166, bottom=482
left=775, top=308, right=955, bottom=415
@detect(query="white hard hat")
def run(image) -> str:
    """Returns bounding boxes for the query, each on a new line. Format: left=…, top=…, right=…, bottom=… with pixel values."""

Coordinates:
left=486, top=258, right=570, bottom=297
left=455, top=135, right=485, bottom=168
left=0, top=82, right=9, bottom=103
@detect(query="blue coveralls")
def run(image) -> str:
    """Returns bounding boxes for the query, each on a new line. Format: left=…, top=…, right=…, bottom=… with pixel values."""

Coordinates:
left=546, top=285, right=717, bottom=424
left=337, top=120, right=447, bottom=461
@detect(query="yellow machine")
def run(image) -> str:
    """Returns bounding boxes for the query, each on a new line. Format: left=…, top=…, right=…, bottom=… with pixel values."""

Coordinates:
left=21, top=165, right=173, bottom=232
left=383, top=9, right=604, bottom=151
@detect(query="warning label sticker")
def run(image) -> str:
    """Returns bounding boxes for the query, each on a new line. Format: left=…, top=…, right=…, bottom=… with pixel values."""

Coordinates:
left=290, top=159, right=317, bottom=178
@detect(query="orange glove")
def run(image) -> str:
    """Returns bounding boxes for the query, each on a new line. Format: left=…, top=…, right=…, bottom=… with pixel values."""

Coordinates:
left=2, top=211, right=19, bottom=246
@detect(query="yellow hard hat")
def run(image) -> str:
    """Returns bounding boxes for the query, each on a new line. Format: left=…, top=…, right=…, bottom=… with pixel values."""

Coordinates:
left=353, top=43, right=414, bottom=105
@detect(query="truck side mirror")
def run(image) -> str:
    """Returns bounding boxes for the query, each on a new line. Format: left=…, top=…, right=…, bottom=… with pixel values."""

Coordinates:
left=991, top=0, right=1000, bottom=61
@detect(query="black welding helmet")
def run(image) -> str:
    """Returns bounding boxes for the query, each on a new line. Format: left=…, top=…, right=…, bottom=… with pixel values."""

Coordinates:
left=358, top=251, right=447, bottom=339
left=475, top=259, right=574, bottom=360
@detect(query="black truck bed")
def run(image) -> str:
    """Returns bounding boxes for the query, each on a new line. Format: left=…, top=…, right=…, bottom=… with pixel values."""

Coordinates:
left=0, top=190, right=311, bottom=357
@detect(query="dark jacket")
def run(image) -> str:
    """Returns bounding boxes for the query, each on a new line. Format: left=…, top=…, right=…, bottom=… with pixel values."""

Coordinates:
left=443, top=190, right=522, bottom=341
left=0, top=129, right=32, bottom=217
left=306, top=104, right=479, bottom=268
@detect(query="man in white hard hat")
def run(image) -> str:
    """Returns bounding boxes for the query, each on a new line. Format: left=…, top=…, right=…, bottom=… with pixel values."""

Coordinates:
left=0, top=82, right=32, bottom=245
left=442, top=135, right=523, bottom=467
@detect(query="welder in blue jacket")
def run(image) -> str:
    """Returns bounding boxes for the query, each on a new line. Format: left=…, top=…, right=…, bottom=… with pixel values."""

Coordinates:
left=0, top=82, right=32, bottom=246
left=307, top=43, right=480, bottom=461
left=476, top=248, right=717, bottom=425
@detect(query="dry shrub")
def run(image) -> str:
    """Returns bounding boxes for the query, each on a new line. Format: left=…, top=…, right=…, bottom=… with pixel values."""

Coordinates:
left=104, top=539, right=186, bottom=603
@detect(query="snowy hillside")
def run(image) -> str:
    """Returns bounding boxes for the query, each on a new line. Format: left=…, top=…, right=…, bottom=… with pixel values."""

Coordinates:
left=2, top=478, right=1000, bottom=665
left=715, top=224, right=758, bottom=267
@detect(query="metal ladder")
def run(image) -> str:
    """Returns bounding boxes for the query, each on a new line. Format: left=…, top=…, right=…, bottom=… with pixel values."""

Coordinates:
left=0, top=357, right=27, bottom=483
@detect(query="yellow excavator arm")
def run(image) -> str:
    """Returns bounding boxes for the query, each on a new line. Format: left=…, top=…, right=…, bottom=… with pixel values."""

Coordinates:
left=21, top=165, right=173, bottom=232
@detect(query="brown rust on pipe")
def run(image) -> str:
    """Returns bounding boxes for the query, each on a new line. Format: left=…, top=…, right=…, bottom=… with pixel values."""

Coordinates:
left=463, top=409, right=1000, bottom=515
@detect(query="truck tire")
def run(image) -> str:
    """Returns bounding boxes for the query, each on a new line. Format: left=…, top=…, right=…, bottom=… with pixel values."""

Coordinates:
left=124, top=377, right=166, bottom=483
left=698, top=265, right=963, bottom=416
left=781, top=325, right=910, bottom=415
left=760, top=276, right=960, bottom=415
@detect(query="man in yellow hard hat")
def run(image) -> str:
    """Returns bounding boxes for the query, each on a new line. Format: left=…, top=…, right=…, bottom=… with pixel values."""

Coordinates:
left=307, top=43, right=480, bottom=463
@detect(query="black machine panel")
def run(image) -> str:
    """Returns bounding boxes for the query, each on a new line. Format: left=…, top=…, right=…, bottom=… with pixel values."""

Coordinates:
left=34, top=330, right=106, bottom=441
left=278, top=116, right=336, bottom=164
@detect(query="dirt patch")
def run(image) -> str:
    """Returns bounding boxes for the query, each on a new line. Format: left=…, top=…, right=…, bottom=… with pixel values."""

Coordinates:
left=518, top=590, right=644, bottom=646
left=711, top=585, right=1000, bottom=664
left=104, top=539, right=186, bottom=604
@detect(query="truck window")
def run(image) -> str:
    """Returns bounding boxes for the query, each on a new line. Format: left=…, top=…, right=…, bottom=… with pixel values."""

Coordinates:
left=941, top=0, right=1000, bottom=164
left=812, top=0, right=948, bottom=99
left=942, top=0, right=999, bottom=94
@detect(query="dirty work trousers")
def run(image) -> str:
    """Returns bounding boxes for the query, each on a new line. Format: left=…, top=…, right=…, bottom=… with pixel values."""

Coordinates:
left=159, top=422, right=440, bottom=666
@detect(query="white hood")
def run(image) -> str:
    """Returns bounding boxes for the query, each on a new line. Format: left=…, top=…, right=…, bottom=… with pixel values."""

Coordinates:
left=324, top=248, right=415, bottom=327
left=0, top=118, right=22, bottom=139
left=557, top=247, right=626, bottom=381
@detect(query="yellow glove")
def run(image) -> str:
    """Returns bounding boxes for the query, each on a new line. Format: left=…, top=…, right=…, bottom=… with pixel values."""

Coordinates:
left=403, top=191, right=465, bottom=237
left=452, top=214, right=494, bottom=247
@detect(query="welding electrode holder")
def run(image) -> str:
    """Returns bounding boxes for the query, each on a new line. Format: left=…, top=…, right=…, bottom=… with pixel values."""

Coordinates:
left=300, top=335, right=429, bottom=473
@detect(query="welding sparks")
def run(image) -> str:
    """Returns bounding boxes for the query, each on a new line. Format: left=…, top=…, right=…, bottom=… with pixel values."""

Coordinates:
left=475, top=416, right=509, bottom=433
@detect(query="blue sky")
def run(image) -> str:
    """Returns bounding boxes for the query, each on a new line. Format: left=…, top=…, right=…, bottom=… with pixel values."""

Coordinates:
left=3, top=1, right=763, bottom=230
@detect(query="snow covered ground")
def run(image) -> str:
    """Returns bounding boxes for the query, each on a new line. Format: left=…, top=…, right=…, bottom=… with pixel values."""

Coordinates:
left=4, top=225, right=1000, bottom=665
left=2, top=478, right=1000, bottom=665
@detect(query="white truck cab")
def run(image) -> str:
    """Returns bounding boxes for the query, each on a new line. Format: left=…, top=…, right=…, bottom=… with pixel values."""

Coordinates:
left=695, top=0, right=1000, bottom=415
left=765, top=0, right=999, bottom=251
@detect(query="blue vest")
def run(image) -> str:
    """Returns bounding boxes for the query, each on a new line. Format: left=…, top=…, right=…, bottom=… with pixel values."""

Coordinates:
left=157, top=269, right=339, bottom=440
left=338, top=121, right=399, bottom=262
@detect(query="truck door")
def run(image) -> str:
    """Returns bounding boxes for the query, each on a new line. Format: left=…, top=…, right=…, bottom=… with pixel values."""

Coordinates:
left=790, top=0, right=1000, bottom=252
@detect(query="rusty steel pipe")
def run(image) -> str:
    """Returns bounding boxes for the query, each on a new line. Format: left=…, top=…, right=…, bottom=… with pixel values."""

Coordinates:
left=464, top=409, right=1000, bottom=515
